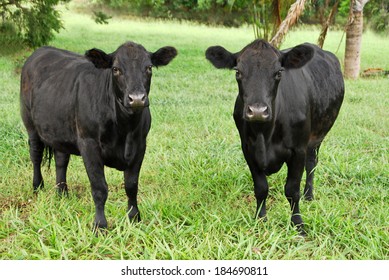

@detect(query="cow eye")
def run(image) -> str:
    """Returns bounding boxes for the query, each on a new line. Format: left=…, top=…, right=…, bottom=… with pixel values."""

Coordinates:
left=234, top=67, right=242, bottom=79
left=275, top=69, right=284, bottom=80
left=146, top=65, right=153, bottom=74
left=112, top=67, right=121, bottom=75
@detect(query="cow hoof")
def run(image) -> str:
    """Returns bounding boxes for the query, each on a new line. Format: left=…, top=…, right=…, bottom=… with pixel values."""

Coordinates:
left=33, top=181, right=44, bottom=194
left=92, top=221, right=108, bottom=235
left=56, top=183, right=69, bottom=197
left=128, top=213, right=141, bottom=223
left=256, top=215, right=268, bottom=222
left=304, top=194, right=314, bottom=201
left=296, top=224, right=307, bottom=237
left=128, top=206, right=141, bottom=223
left=93, top=226, right=108, bottom=236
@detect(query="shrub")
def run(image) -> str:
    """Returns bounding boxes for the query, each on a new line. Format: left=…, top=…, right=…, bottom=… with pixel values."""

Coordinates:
left=0, top=0, right=70, bottom=48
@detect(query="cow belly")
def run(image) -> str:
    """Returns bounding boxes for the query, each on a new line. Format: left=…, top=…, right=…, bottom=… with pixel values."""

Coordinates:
left=33, top=120, right=80, bottom=155
left=39, top=130, right=80, bottom=155
left=49, top=141, right=80, bottom=155
left=103, top=158, right=127, bottom=171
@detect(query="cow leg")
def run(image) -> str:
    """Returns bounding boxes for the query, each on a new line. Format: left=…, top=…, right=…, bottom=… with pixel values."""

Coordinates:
left=304, top=144, right=321, bottom=201
left=124, top=166, right=141, bottom=222
left=79, top=139, right=108, bottom=230
left=285, top=151, right=306, bottom=235
left=123, top=144, right=146, bottom=222
left=54, top=151, right=70, bottom=196
left=241, top=145, right=269, bottom=219
left=28, top=131, right=45, bottom=192
left=252, top=171, right=269, bottom=219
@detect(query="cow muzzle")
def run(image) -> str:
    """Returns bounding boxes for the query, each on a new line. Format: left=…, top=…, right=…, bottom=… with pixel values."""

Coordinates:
left=244, top=104, right=270, bottom=122
left=127, top=93, right=147, bottom=109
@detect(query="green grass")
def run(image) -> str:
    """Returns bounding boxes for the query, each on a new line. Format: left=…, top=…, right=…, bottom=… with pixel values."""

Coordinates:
left=0, top=8, right=388, bottom=260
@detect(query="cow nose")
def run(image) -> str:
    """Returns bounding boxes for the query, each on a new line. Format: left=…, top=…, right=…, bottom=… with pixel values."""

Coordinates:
left=246, top=105, right=270, bottom=122
left=128, top=93, right=146, bottom=108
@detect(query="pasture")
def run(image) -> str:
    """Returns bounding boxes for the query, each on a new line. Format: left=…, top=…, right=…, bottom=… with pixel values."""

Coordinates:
left=0, top=8, right=388, bottom=260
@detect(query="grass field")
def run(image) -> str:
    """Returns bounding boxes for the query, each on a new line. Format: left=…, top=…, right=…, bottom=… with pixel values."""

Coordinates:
left=0, top=7, right=388, bottom=260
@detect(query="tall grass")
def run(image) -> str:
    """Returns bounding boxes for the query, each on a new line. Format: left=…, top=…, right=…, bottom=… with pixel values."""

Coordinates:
left=0, top=8, right=388, bottom=260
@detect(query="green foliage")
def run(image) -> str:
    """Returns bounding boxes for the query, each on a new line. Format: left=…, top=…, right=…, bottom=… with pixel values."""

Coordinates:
left=91, top=0, right=389, bottom=37
left=369, top=7, right=389, bottom=35
left=94, top=0, right=250, bottom=26
left=332, top=0, right=389, bottom=35
left=365, top=0, right=389, bottom=35
left=337, top=0, right=351, bottom=18
left=0, top=0, right=70, bottom=48
left=0, top=21, right=24, bottom=53
left=92, top=0, right=296, bottom=40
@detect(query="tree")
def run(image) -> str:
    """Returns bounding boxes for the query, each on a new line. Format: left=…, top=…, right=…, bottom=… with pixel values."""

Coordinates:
left=0, top=0, right=70, bottom=48
left=317, top=0, right=339, bottom=48
left=251, top=0, right=282, bottom=41
left=270, top=0, right=307, bottom=48
left=344, top=0, right=370, bottom=79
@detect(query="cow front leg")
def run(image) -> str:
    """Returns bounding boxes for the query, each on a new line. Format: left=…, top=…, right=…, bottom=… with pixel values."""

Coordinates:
left=244, top=153, right=269, bottom=219
left=240, top=142, right=269, bottom=219
left=250, top=170, right=268, bottom=219
left=243, top=140, right=269, bottom=219
left=123, top=131, right=147, bottom=223
left=79, top=139, right=108, bottom=230
left=285, top=151, right=306, bottom=235
left=124, top=168, right=141, bottom=222
left=54, top=151, right=70, bottom=196
left=123, top=141, right=146, bottom=223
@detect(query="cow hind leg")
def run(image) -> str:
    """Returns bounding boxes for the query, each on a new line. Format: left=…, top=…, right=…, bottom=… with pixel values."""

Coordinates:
left=304, top=144, right=321, bottom=201
left=28, top=132, right=45, bottom=192
left=54, top=151, right=70, bottom=196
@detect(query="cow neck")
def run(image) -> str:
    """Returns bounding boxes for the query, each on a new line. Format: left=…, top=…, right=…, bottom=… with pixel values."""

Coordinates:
left=247, top=120, right=275, bottom=169
left=113, top=101, right=145, bottom=136
left=247, top=120, right=274, bottom=144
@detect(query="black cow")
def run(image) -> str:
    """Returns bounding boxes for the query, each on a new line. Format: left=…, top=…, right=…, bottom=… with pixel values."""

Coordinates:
left=20, top=41, right=177, bottom=229
left=206, top=40, right=344, bottom=234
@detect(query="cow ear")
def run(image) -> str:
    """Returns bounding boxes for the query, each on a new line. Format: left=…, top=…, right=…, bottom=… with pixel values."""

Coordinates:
left=151, top=47, right=177, bottom=67
left=205, top=46, right=237, bottom=69
left=280, top=44, right=314, bottom=69
left=85, top=48, right=113, bottom=69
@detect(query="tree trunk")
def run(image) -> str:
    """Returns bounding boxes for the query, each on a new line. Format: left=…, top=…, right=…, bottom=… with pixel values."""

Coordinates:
left=344, top=0, right=370, bottom=79
left=270, top=0, right=306, bottom=48
left=317, top=0, right=339, bottom=49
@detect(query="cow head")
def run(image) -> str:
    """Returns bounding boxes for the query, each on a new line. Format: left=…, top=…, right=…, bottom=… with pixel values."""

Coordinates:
left=206, top=40, right=314, bottom=122
left=86, top=41, right=177, bottom=114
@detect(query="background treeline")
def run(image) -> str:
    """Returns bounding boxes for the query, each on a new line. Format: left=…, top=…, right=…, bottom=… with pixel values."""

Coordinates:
left=0, top=0, right=388, bottom=48
left=94, top=0, right=388, bottom=32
